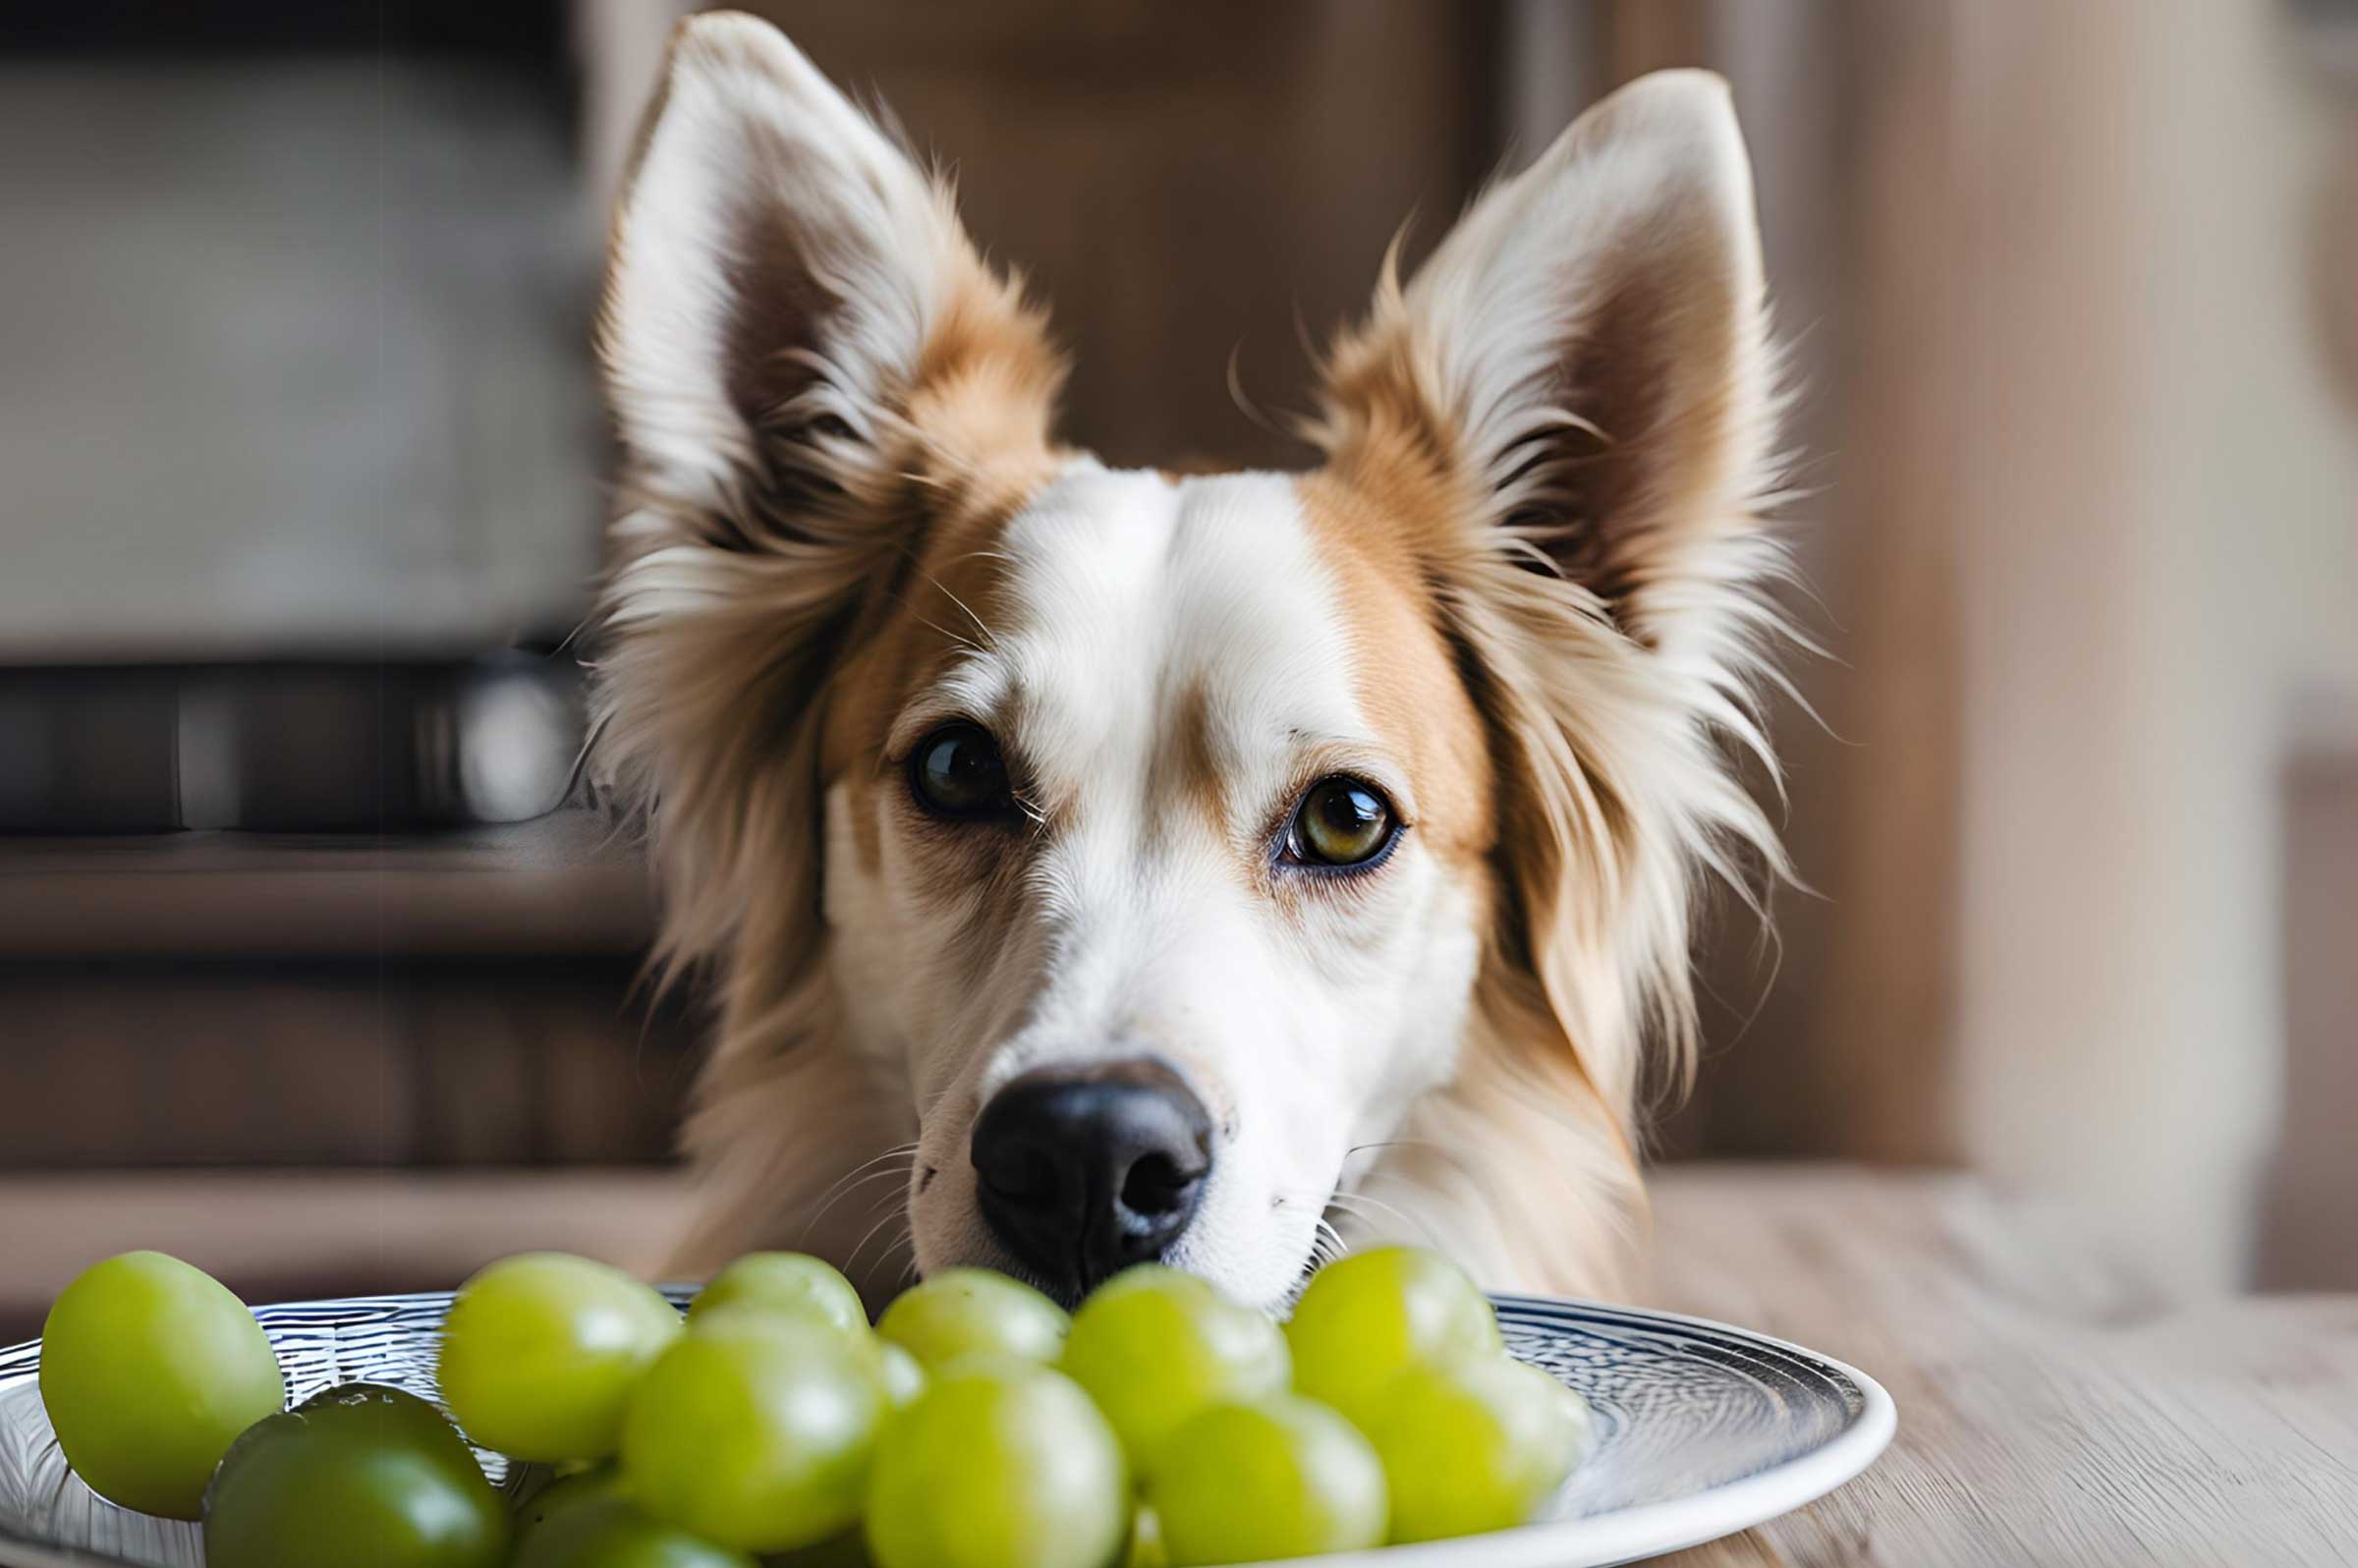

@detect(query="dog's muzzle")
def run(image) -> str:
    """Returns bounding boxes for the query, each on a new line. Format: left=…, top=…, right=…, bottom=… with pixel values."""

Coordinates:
left=970, top=1057, right=1212, bottom=1299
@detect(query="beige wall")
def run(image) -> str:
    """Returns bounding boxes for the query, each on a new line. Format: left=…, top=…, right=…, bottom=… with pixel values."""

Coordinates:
left=1952, top=0, right=2358, bottom=1295
left=1624, top=0, right=2356, bottom=1295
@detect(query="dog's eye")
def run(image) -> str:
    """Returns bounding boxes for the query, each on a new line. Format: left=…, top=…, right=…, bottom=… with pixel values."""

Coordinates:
left=1285, top=776, right=1397, bottom=868
left=909, top=722, right=1014, bottom=818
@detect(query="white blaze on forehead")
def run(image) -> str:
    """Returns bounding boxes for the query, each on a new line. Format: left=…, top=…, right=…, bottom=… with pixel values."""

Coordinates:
left=973, top=460, right=1376, bottom=819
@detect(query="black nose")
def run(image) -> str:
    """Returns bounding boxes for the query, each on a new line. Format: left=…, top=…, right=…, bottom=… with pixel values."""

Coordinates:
left=971, top=1058, right=1213, bottom=1298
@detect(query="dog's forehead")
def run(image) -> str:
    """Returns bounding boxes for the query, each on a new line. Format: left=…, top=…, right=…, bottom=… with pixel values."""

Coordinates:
left=972, top=461, right=1371, bottom=766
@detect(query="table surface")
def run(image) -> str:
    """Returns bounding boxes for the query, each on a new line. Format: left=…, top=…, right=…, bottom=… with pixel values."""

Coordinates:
left=1642, top=1165, right=2358, bottom=1568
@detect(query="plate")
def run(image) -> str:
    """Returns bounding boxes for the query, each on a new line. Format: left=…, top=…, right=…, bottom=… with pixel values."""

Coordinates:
left=0, top=1289, right=1893, bottom=1568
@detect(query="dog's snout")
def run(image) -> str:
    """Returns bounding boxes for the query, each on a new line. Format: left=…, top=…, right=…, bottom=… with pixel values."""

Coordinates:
left=971, top=1058, right=1212, bottom=1296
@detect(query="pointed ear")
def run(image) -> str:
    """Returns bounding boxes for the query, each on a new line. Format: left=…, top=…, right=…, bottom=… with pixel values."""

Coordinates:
left=590, top=14, right=1062, bottom=995
left=599, top=10, right=1061, bottom=548
left=1313, top=69, right=1779, bottom=653
left=1312, top=72, right=1792, bottom=1126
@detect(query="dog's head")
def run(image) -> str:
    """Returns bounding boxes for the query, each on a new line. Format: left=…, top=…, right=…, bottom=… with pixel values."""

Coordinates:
left=594, top=15, right=1785, bottom=1309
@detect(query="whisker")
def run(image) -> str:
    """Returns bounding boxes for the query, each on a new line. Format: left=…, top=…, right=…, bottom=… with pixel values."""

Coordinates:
left=812, top=1142, right=923, bottom=1196
left=1341, top=1137, right=1483, bottom=1190
left=1324, top=1191, right=1448, bottom=1253
left=844, top=1197, right=914, bottom=1278
left=920, top=571, right=1003, bottom=653
left=1309, top=1216, right=1351, bottom=1271
left=796, top=1145, right=921, bottom=1244
left=797, top=1165, right=918, bottom=1245
left=906, top=612, right=987, bottom=659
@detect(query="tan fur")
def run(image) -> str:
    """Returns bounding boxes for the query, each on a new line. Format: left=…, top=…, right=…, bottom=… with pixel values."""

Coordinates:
left=1150, top=683, right=1232, bottom=833
left=1295, top=472, right=1496, bottom=876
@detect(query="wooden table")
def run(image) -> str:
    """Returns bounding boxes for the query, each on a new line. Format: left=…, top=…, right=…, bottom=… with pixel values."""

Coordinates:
left=1642, top=1166, right=2358, bottom=1567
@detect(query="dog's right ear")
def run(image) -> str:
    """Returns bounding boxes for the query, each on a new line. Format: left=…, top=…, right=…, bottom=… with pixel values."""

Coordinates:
left=591, top=14, right=1061, bottom=993
left=599, top=10, right=1061, bottom=549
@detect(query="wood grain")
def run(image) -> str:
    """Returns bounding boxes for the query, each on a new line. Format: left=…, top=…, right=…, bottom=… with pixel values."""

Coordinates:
left=1640, top=1166, right=2358, bottom=1567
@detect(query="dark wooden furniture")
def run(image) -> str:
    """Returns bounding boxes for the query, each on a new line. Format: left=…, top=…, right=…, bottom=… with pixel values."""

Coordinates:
left=0, top=813, right=691, bottom=1175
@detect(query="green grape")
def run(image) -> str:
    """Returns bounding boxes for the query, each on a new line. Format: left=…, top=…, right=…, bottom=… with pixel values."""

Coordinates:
left=688, top=1254, right=866, bottom=1338
left=1147, top=1394, right=1386, bottom=1566
left=687, top=1300, right=920, bottom=1419
left=512, top=1494, right=756, bottom=1568
left=1284, top=1247, right=1499, bottom=1431
left=38, top=1250, right=284, bottom=1519
left=874, top=1341, right=926, bottom=1410
left=1368, top=1352, right=1594, bottom=1542
left=619, top=1312, right=884, bottom=1553
left=203, top=1382, right=508, bottom=1568
left=1058, top=1264, right=1289, bottom=1475
left=865, top=1358, right=1127, bottom=1568
left=874, top=1269, right=1069, bottom=1369
left=438, top=1253, right=682, bottom=1461
left=512, top=1464, right=629, bottom=1552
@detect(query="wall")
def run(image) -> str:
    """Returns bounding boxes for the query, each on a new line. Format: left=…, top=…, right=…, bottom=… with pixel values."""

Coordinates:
left=1952, top=0, right=2358, bottom=1295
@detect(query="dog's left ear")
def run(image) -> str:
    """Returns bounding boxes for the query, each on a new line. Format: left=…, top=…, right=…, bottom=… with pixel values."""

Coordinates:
left=1313, top=70, right=1779, bottom=654
left=1314, top=72, right=1789, bottom=1121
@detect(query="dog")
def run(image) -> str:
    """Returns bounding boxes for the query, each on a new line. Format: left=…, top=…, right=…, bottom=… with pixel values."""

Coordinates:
left=590, top=13, right=1790, bottom=1313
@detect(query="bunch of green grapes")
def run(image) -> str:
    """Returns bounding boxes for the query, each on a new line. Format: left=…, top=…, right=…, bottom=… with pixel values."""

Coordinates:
left=36, top=1241, right=1591, bottom=1567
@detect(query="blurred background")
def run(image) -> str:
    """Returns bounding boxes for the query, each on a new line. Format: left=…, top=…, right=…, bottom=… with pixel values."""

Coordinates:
left=1, top=0, right=2352, bottom=1337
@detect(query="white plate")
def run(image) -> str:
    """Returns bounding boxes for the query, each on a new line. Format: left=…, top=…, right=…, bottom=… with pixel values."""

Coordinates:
left=0, top=1288, right=1894, bottom=1567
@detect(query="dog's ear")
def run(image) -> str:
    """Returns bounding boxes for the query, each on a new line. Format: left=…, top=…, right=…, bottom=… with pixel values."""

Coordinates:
left=1314, top=72, right=1790, bottom=1119
left=1313, top=69, right=1779, bottom=654
left=600, top=11, right=1061, bottom=547
left=591, top=13, right=1062, bottom=998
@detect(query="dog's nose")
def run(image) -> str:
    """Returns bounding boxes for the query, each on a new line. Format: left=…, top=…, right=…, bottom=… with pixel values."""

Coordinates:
left=971, top=1058, right=1213, bottom=1296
